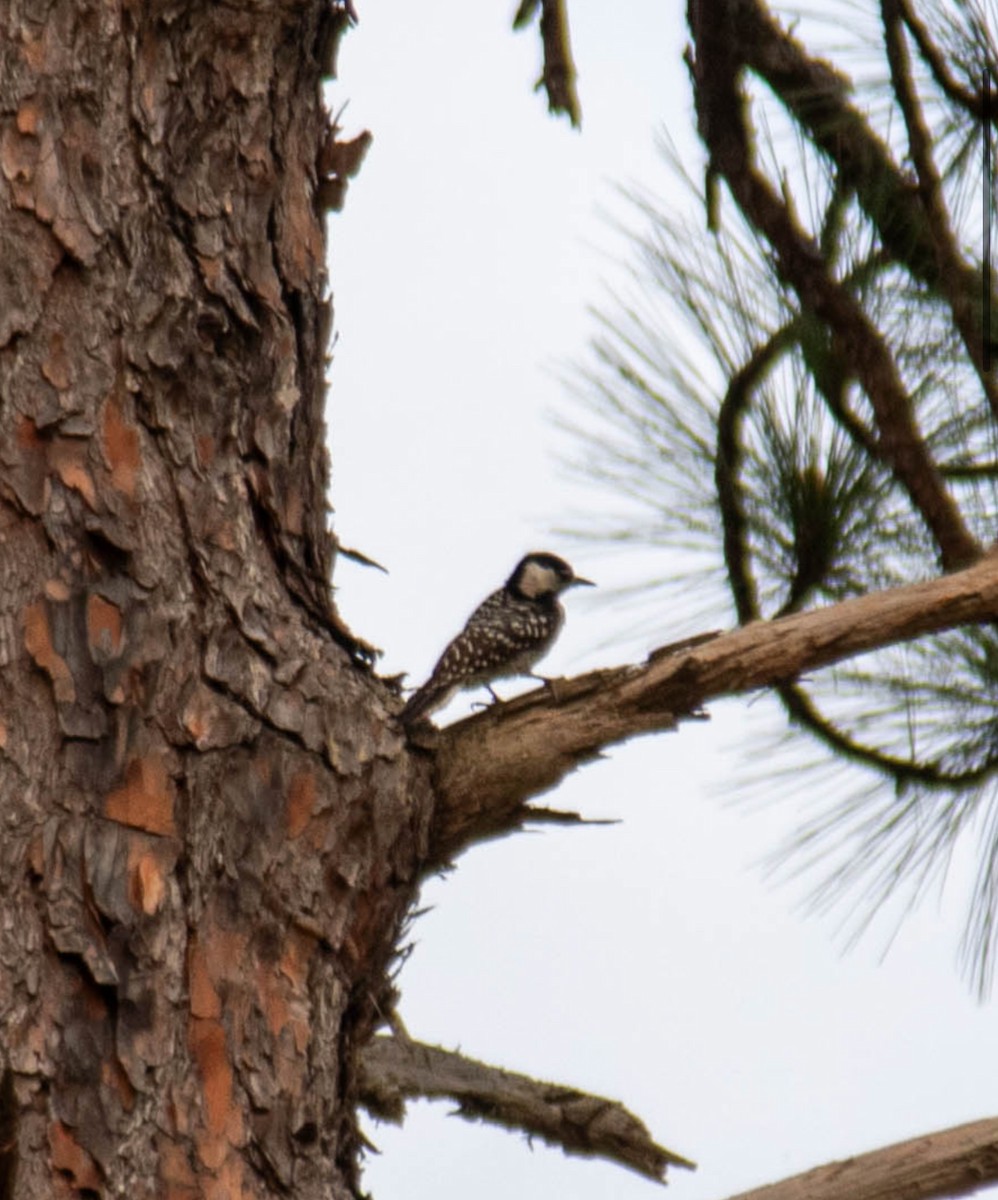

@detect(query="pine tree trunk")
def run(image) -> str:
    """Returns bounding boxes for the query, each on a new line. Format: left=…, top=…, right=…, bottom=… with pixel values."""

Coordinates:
left=0, top=4, right=424, bottom=1195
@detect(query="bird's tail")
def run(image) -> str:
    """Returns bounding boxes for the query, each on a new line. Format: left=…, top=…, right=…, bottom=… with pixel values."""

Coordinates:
left=399, top=680, right=453, bottom=726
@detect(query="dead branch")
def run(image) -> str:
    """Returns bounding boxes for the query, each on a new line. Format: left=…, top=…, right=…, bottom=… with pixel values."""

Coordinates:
left=724, top=1116, right=998, bottom=1200
left=424, top=550, right=998, bottom=861
left=358, top=1034, right=694, bottom=1183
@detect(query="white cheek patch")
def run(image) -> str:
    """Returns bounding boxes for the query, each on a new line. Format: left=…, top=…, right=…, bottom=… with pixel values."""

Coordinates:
left=518, top=561, right=560, bottom=598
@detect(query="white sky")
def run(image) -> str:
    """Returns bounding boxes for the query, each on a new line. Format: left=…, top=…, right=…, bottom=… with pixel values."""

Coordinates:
left=327, top=4, right=998, bottom=1199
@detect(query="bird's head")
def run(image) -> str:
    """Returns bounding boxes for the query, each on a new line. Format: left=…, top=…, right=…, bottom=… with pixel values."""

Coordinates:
left=508, top=552, right=595, bottom=599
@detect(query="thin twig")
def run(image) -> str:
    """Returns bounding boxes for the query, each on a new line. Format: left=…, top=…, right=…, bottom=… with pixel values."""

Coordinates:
left=881, top=0, right=998, bottom=416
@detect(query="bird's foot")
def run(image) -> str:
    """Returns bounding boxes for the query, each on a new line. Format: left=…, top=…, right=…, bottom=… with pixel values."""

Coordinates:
left=471, top=685, right=504, bottom=712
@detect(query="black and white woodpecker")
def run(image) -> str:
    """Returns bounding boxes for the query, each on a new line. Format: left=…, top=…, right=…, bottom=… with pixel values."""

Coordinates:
left=399, top=551, right=594, bottom=725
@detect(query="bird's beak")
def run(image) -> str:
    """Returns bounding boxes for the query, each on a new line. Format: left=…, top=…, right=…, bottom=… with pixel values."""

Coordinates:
left=571, top=575, right=595, bottom=588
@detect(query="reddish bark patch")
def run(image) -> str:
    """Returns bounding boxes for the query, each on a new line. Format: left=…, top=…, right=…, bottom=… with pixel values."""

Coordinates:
left=0, top=122, right=37, bottom=198
left=256, top=960, right=291, bottom=1040
left=252, top=929, right=312, bottom=1052
left=207, top=926, right=250, bottom=985
left=102, top=396, right=141, bottom=498
left=27, top=833, right=44, bottom=876
left=188, top=1019, right=231, bottom=1139
left=188, top=1017, right=245, bottom=1171
left=15, top=413, right=42, bottom=450
left=181, top=686, right=211, bottom=745
left=188, top=938, right=222, bottom=1020
left=41, top=330, right=72, bottom=389
left=194, top=255, right=218, bottom=288
left=279, top=928, right=311, bottom=991
left=196, top=434, right=215, bottom=467
left=286, top=770, right=316, bottom=838
left=16, top=98, right=40, bottom=134
left=49, top=1120, right=102, bottom=1193
left=156, top=1134, right=199, bottom=1200
left=207, top=1155, right=251, bottom=1200
left=100, top=1054, right=136, bottom=1113
left=104, top=757, right=176, bottom=836
left=189, top=923, right=249, bottom=1021
left=10, top=416, right=49, bottom=513
left=49, top=436, right=97, bottom=509
left=87, top=593, right=124, bottom=657
left=278, top=931, right=313, bottom=1054
left=23, top=599, right=75, bottom=703
left=131, top=848, right=167, bottom=914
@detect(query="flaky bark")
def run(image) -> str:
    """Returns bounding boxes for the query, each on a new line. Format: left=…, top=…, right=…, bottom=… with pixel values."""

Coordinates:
left=427, top=552, right=998, bottom=861
left=0, top=3, right=425, bottom=1196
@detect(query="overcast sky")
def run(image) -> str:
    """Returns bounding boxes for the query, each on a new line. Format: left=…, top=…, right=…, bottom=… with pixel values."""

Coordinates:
left=327, top=4, right=998, bottom=1199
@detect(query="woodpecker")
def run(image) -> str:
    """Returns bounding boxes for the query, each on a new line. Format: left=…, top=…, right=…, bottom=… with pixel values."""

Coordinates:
left=399, top=551, right=594, bottom=725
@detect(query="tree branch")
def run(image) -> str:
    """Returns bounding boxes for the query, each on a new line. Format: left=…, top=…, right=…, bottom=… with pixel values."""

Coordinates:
left=424, top=551, right=998, bottom=861
left=731, top=0, right=984, bottom=296
left=686, top=0, right=980, bottom=570
left=513, top=0, right=581, bottom=127
left=733, top=0, right=998, bottom=372
left=723, top=1116, right=998, bottom=1200
left=900, top=0, right=991, bottom=122
left=881, top=0, right=998, bottom=417
left=716, top=327, right=792, bottom=623
left=358, top=1034, right=694, bottom=1183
